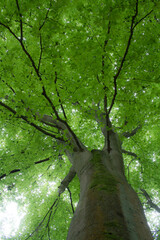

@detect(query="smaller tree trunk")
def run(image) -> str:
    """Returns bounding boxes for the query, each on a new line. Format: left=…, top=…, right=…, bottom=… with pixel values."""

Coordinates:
left=67, top=150, right=153, bottom=240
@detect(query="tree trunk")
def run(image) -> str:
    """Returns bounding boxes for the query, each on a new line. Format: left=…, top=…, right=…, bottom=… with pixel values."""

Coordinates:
left=67, top=149, right=153, bottom=240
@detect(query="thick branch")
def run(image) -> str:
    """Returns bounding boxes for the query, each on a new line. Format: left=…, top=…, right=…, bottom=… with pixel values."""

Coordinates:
left=140, top=189, right=160, bottom=213
left=58, top=166, right=76, bottom=195
left=97, top=22, right=111, bottom=152
left=40, top=115, right=85, bottom=151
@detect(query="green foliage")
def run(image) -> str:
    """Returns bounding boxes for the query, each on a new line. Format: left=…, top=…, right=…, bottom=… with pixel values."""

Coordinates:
left=0, top=0, right=160, bottom=239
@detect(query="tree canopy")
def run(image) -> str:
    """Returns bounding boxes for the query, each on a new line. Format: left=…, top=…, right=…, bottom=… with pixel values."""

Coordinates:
left=0, top=0, right=160, bottom=239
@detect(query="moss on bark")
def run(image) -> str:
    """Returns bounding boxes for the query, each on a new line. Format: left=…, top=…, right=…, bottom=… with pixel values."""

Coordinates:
left=89, top=150, right=118, bottom=192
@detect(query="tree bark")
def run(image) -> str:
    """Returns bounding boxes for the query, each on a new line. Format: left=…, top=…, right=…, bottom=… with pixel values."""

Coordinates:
left=66, top=149, right=153, bottom=240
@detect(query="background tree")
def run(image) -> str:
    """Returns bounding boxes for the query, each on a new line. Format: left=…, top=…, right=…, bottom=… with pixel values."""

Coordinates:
left=0, top=0, right=160, bottom=239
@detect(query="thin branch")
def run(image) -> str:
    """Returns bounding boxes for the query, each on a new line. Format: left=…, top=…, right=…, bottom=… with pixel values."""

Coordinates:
left=67, top=187, right=75, bottom=214
left=0, top=100, right=65, bottom=141
left=102, top=21, right=111, bottom=76
left=47, top=210, right=52, bottom=240
left=25, top=197, right=60, bottom=240
left=0, top=157, right=51, bottom=180
left=2, top=80, right=16, bottom=94
left=140, top=189, right=160, bottom=213
left=15, top=0, right=23, bottom=41
left=0, top=21, right=60, bottom=119
left=14, top=20, right=33, bottom=28
left=46, top=198, right=59, bottom=240
left=35, top=157, right=51, bottom=165
left=54, top=71, right=67, bottom=120
left=122, top=149, right=138, bottom=158
left=122, top=125, right=141, bottom=138
left=0, top=169, right=20, bottom=180
left=0, top=19, right=83, bottom=151
left=38, top=33, right=43, bottom=71
left=133, top=10, right=154, bottom=29
left=0, top=22, right=20, bottom=41
left=108, top=0, right=139, bottom=115
left=39, top=2, right=51, bottom=31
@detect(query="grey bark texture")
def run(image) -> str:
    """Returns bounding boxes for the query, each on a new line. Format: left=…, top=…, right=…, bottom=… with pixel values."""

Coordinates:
left=66, top=149, right=153, bottom=240
left=65, top=127, right=153, bottom=240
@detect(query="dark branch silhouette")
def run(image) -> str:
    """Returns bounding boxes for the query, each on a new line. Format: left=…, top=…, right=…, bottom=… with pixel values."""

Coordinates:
left=140, top=189, right=160, bottom=213
left=54, top=71, right=67, bottom=120
left=122, top=149, right=138, bottom=158
left=0, top=100, right=65, bottom=141
left=108, top=0, right=139, bottom=115
left=39, top=1, right=51, bottom=31
left=15, top=0, right=23, bottom=41
left=122, top=125, right=141, bottom=138
left=0, top=157, right=51, bottom=180
left=67, top=187, right=75, bottom=214
left=38, top=33, right=43, bottom=71
left=25, top=197, right=60, bottom=240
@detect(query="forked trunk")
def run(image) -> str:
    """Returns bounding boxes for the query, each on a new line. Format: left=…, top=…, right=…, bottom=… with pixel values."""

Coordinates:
left=67, top=149, right=153, bottom=240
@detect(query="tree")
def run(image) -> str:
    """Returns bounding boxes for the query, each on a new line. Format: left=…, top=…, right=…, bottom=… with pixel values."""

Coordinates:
left=0, top=0, right=160, bottom=239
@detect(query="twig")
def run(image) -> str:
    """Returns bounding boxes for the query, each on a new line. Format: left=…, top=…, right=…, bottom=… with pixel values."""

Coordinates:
left=39, top=2, right=51, bottom=31
left=2, top=80, right=16, bottom=94
left=15, top=0, right=23, bottom=41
